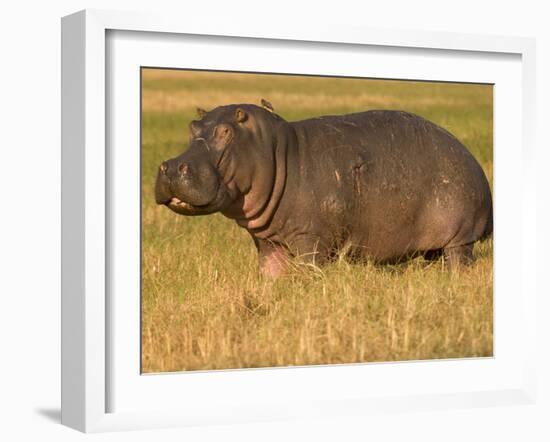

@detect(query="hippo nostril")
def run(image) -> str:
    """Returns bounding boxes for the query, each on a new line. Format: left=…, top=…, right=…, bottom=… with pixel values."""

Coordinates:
left=178, top=162, right=189, bottom=174
left=159, top=162, right=168, bottom=174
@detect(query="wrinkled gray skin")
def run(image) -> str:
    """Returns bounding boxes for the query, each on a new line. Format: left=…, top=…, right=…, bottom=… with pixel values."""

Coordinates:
left=155, top=103, right=493, bottom=277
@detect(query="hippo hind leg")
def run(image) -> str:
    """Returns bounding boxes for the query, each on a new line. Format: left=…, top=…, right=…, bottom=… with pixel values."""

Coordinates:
left=423, top=249, right=443, bottom=262
left=443, top=243, right=474, bottom=269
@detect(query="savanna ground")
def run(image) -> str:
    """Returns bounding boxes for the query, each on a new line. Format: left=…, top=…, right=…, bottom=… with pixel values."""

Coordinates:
left=141, top=69, right=493, bottom=373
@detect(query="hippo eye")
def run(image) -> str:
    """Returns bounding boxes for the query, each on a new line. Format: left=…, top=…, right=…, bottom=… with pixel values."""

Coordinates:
left=211, top=124, right=234, bottom=150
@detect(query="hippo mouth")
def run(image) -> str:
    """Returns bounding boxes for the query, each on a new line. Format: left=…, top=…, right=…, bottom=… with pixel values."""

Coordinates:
left=169, top=196, right=198, bottom=209
left=167, top=196, right=208, bottom=213
left=163, top=183, right=231, bottom=216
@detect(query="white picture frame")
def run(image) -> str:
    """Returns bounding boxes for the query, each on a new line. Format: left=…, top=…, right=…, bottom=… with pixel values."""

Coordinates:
left=61, top=9, right=537, bottom=433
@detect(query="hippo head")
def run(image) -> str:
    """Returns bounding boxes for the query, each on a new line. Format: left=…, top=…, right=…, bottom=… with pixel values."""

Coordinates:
left=155, top=101, right=285, bottom=220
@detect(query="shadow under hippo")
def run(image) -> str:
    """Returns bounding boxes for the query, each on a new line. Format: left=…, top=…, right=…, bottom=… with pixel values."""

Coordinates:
left=155, top=100, right=493, bottom=277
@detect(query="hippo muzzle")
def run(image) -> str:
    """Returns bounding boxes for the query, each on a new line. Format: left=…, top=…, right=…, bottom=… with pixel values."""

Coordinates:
left=155, top=140, right=230, bottom=215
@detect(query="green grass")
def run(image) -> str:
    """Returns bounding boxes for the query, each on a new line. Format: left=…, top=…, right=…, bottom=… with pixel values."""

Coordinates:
left=141, top=69, right=493, bottom=373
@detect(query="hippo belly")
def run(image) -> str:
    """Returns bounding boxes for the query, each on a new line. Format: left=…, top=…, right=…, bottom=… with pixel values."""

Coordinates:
left=279, top=110, right=492, bottom=267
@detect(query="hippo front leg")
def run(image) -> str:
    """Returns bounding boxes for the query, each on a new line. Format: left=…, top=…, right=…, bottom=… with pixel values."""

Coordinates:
left=254, top=235, right=329, bottom=278
left=256, top=240, right=290, bottom=278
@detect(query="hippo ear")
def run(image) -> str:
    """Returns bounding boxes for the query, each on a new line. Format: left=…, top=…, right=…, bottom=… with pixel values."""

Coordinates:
left=234, top=108, right=248, bottom=123
left=260, top=98, right=274, bottom=112
left=196, top=107, right=207, bottom=119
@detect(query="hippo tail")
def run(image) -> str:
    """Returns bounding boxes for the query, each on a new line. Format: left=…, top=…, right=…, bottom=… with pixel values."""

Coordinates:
left=480, top=204, right=493, bottom=241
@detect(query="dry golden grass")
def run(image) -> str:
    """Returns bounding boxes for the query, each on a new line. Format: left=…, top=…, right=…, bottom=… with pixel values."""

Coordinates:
left=141, top=69, right=493, bottom=373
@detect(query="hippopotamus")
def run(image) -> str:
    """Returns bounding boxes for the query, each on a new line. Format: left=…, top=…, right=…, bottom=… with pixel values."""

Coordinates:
left=155, top=100, right=492, bottom=277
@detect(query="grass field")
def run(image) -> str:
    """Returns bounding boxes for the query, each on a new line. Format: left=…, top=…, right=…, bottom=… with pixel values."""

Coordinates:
left=141, top=69, right=493, bottom=373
